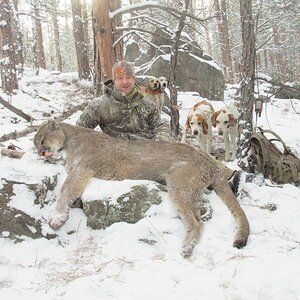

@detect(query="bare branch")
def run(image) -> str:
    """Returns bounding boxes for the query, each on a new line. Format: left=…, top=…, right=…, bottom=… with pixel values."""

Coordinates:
left=110, top=1, right=214, bottom=24
left=114, top=26, right=174, bottom=42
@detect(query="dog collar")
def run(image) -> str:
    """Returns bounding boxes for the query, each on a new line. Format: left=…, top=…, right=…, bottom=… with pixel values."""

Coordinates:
left=148, top=90, right=160, bottom=95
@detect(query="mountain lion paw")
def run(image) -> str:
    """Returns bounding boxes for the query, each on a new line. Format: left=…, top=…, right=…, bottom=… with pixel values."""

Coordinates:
left=48, top=210, right=69, bottom=229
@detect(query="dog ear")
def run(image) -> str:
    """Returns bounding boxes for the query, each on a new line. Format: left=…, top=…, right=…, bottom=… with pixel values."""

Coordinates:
left=202, top=120, right=208, bottom=135
left=228, top=114, right=237, bottom=127
left=211, top=112, right=218, bottom=127
left=186, top=116, right=192, bottom=130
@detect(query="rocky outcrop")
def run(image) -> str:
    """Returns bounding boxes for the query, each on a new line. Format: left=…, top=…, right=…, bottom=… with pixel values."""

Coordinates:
left=125, top=40, right=225, bottom=100
left=0, top=178, right=57, bottom=241
left=83, top=184, right=164, bottom=229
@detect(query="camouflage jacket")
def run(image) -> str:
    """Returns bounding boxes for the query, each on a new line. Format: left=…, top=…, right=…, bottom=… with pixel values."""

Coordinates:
left=76, top=80, right=170, bottom=142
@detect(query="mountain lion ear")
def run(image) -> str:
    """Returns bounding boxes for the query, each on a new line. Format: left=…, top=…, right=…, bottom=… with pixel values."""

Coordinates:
left=47, top=119, right=58, bottom=131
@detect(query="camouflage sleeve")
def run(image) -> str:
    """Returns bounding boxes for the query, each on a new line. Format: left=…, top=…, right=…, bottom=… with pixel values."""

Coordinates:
left=147, top=103, right=171, bottom=142
left=103, top=126, right=152, bottom=140
left=76, top=98, right=103, bottom=129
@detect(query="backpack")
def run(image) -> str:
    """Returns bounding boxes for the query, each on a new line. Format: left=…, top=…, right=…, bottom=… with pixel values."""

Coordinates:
left=250, top=128, right=300, bottom=185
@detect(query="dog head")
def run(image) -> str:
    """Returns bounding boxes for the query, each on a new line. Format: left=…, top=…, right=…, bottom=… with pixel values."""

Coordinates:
left=186, top=112, right=209, bottom=136
left=145, top=77, right=160, bottom=94
left=211, top=109, right=237, bottom=135
left=158, top=76, right=168, bottom=92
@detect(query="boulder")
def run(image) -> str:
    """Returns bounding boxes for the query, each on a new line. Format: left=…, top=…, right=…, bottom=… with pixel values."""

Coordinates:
left=83, top=184, right=164, bottom=230
left=81, top=178, right=213, bottom=230
left=0, top=177, right=57, bottom=241
left=142, top=53, right=224, bottom=100
left=125, top=39, right=225, bottom=100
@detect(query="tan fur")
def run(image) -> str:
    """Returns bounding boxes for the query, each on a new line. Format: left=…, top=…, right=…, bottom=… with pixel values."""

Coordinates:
left=141, top=77, right=164, bottom=114
left=181, top=100, right=214, bottom=154
left=34, top=120, right=250, bottom=258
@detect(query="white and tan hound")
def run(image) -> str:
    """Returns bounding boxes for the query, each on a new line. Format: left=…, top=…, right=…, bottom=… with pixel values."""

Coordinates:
left=211, top=102, right=239, bottom=161
left=181, top=100, right=214, bottom=154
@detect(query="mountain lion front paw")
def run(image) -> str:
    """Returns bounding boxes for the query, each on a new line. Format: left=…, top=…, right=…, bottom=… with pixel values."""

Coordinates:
left=48, top=210, right=69, bottom=229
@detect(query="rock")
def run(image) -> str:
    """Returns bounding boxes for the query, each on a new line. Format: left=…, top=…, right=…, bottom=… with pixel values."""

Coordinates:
left=125, top=39, right=225, bottom=100
left=83, top=184, right=164, bottom=230
left=0, top=178, right=56, bottom=241
left=144, top=53, right=224, bottom=100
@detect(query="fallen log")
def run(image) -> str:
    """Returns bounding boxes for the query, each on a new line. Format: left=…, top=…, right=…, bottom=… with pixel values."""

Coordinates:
left=0, top=95, right=34, bottom=122
left=0, top=102, right=89, bottom=143
left=1, top=148, right=25, bottom=159
left=0, top=126, right=38, bottom=143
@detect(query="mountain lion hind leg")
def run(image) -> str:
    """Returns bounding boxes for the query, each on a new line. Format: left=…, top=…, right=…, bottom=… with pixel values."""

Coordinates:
left=165, top=164, right=206, bottom=258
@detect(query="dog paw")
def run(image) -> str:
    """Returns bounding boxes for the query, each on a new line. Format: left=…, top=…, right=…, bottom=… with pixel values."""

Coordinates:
left=48, top=210, right=69, bottom=229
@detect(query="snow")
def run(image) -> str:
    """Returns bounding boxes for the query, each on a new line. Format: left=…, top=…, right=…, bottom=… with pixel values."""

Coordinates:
left=1, top=72, right=300, bottom=299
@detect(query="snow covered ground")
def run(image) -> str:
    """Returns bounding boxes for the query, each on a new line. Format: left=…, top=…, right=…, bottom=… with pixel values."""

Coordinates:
left=0, top=70, right=300, bottom=299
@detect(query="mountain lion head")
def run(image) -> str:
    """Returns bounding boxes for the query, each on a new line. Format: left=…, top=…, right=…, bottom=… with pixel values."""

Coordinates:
left=34, top=120, right=65, bottom=158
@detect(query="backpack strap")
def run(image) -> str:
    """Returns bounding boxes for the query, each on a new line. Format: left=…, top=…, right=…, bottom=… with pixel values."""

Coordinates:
left=258, top=128, right=290, bottom=154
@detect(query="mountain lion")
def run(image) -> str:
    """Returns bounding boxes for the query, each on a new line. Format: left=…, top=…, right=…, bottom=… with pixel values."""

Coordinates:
left=34, top=120, right=250, bottom=258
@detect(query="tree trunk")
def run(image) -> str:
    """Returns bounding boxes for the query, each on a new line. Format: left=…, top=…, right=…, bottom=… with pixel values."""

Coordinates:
left=237, top=0, right=256, bottom=170
left=169, top=0, right=190, bottom=138
left=92, top=0, right=122, bottom=96
left=82, top=0, right=91, bottom=62
left=0, top=0, right=19, bottom=93
left=214, top=0, right=234, bottom=82
left=109, top=1, right=123, bottom=62
left=51, top=0, right=63, bottom=72
left=272, top=24, right=287, bottom=81
left=71, top=0, right=90, bottom=80
left=187, top=0, right=197, bottom=40
left=10, top=0, right=24, bottom=75
left=34, top=0, right=46, bottom=69
left=201, top=0, right=212, bottom=56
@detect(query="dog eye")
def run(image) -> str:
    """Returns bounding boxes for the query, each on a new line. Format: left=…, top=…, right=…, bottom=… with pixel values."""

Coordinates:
left=224, top=121, right=229, bottom=124
left=190, top=122, right=194, bottom=125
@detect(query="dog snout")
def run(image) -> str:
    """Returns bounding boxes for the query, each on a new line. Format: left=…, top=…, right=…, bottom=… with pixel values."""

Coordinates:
left=193, top=130, right=199, bottom=135
left=218, top=130, right=223, bottom=136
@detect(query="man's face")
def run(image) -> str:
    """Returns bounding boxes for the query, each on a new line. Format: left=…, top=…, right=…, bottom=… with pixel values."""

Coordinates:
left=114, top=75, right=136, bottom=95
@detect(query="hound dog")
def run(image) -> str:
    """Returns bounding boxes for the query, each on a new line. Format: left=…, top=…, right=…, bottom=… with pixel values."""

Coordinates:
left=141, top=76, right=165, bottom=114
left=211, top=102, right=239, bottom=161
left=181, top=100, right=214, bottom=154
left=158, top=76, right=168, bottom=92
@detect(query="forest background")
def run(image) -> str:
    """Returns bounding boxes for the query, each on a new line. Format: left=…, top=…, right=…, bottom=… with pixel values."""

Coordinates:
left=0, top=0, right=299, bottom=165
